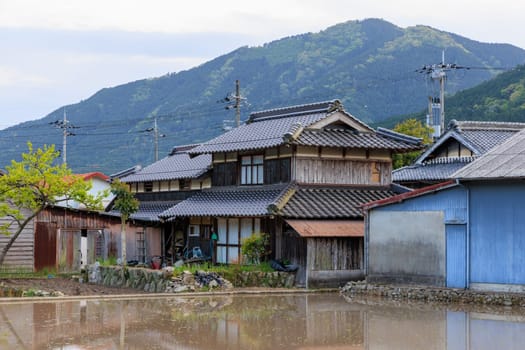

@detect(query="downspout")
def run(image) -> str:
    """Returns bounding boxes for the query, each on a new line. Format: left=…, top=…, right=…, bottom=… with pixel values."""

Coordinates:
left=363, top=209, right=369, bottom=278
left=456, top=178, right=470, bottom=289
left=465, top=181, right=470, bottom=289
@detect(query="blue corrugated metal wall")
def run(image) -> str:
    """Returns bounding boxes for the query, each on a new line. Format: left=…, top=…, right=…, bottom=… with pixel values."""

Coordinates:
left=372, top=185, right=468, bottom=286
left=469, top=183, right=525, bottom=284
left=377, top=186, right=467, bottom=224
left=446, top=224, right=467, bottom=288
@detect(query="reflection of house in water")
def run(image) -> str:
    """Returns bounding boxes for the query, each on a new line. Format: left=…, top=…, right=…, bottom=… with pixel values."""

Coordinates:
left=1, top=296, right=525, bottom=349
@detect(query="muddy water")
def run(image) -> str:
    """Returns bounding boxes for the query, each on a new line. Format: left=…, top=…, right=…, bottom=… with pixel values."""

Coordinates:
left=0, top=293, right=524, bottom=349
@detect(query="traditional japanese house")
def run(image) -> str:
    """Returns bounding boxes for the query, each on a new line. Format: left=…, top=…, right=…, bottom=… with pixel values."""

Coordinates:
left=117, top=144, right=212, bottom=264
left=393, top=120, right=525, bottom=188
left=160, top=100, right=422, bottom=287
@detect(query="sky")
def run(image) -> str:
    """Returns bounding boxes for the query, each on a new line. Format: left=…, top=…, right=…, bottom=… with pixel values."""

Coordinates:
left=1, top=0, right=524, bottom=129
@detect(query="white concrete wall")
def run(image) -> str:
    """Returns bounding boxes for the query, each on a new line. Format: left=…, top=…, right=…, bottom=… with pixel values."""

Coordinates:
left=368, top=210, right=445, bottom=285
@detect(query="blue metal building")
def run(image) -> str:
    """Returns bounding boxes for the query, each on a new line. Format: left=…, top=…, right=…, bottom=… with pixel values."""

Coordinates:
left=365, top=128, right=525, bottom=291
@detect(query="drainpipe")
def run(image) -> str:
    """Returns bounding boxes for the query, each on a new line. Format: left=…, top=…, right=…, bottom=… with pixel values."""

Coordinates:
left=455, top=178, right=470, bottom=290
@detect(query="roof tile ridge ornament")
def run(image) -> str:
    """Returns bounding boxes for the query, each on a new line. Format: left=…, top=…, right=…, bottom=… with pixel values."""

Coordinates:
left=376, top=127, right=423, bottom=145
left=449, top=119, right=525, bottom=131
left=282, top=122, right=304, bottom=143
left=423, top=156, right=477, bottom=165
left=248, top=99, right=340, bottom=122
left=267, top=182, right=297, bottom=215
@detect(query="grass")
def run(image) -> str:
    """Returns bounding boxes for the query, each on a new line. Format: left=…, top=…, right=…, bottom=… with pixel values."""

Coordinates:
left=172, top=261, right=274, bottom=276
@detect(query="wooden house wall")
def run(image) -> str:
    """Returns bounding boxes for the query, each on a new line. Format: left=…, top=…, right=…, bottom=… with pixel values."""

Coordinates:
left=33, top=207, right=161, bottom=271
left=306, top=237, right=364, bottom=288
left=434, top=139, right=474, bottom=158
left=294, top=158, right=391, bottom=185
left=0, top=208, right=34, bottom=271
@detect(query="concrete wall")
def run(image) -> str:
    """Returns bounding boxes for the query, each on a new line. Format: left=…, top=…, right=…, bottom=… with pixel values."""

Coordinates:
left=368, top=210, right=445, bottom=286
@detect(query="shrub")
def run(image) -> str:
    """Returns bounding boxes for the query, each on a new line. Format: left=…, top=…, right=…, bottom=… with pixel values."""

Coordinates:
left=241, top=232, right=270, bottom=265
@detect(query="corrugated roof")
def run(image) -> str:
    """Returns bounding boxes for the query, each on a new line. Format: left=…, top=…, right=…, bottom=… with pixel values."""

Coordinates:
left=160, top=184, right=289, bottom=218
left=453, top=128, right=525, bottom=180
left=294, top=128, right=422, bottom=151
left=280, top=185, right=399, bottom=219
left=120, top=152, right=211, bottom=183
left=286, top=219, right=364, bottom=237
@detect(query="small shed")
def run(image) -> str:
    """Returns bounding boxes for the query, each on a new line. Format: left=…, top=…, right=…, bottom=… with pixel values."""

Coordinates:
left=365, top=128, right=525, bottom=292
left=363, top=181, right=466, bottom=288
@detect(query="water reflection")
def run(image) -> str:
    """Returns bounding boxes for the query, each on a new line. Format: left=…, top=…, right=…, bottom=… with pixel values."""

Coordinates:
left=0, top=293, right=524, bottom=349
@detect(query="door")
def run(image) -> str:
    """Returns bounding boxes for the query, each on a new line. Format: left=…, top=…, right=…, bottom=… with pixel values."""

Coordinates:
left=446, top=224, right=467, bottom=288
left=34, top=222, right=57, bottom=271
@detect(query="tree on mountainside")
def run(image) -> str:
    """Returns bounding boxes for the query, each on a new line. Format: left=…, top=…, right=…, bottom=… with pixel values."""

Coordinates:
left=0, top=143, right=104, bottom=267
left=392, top=118, right=433, bottom=169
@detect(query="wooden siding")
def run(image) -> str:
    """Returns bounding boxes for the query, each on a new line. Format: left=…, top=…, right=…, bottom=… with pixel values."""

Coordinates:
left=264, top=158, right=291, bottom=184
left=295, top=158, right=391, bottom=185
left=0, top=210, right=34, bottom=270
left=35, top=222, right=57, bottom=270
left=307, top=237, right=363, bottom=271
left=280, top=227, right=307, bottom=286
left=212, top=162, right=238, bottom=186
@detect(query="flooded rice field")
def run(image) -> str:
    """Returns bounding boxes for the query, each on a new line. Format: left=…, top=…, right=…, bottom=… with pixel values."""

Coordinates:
left=0, top=293, right=524, bottom=349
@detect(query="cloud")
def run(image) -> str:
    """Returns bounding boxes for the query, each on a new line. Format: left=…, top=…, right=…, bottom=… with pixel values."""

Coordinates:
left=0, top=66, right=52, bottom=87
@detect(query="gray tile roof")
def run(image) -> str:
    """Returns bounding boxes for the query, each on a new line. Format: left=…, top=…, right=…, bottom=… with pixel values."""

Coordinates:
left=416, top=120, right=525, bottom=164
left=189, top=100, right=422, bottom=155
left=189, top=112, right=327, bottom=154
left=188, top=100, right=376, bottom=155
left=280, top=185, right=399, bottom=219
left=453, top=128, right=525, bottom=180
left=394, top=120, right=525, bottom=184
left=160, top=184, right=289, bottom=218
left=131, top=201, right=183, bottom=222
left=120, top=150, right=211, bottom=183
left=294, top=128, right=422, bottom=152
left=108, top=200, right=181, bottom=222
left=393, top=157, right=475, bottom=182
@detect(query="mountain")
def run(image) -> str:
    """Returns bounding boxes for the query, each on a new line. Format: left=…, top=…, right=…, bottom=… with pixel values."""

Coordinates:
left=377, top=64, right=525, bottom=129
left=1, top=18, right=524, bottom=174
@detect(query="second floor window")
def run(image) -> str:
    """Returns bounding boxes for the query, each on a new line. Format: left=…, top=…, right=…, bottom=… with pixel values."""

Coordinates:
left=241, top=155, right=264, bottom=185
left=144, top=181, right=153, bottom=192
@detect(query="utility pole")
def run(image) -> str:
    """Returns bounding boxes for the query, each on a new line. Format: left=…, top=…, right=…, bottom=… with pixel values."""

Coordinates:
left=417, top=51, right=462, bottom=138
left=50, top=109, right=77, bottom=165
left=154, top=118, right=160, bottom=162
left=145, top=118, right=165, bottom=162
left=63, top=109, right=67, bottom=164
left=219, top=80, right=246, bottom=128
left=234, top=79, right=241, bottom=127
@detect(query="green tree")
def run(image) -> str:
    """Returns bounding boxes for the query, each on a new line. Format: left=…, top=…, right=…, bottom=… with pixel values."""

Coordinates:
left=392, top=118, right=433, bottom=168
left=0, top=143, right=103, bottom=267
left=110, top=179, right=139, bottom=266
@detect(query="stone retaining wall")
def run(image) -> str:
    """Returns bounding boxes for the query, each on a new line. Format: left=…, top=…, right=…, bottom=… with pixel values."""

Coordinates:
left=341, top=281, right=525, bottom=307
left=87, top=264, right=295, bottom=293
